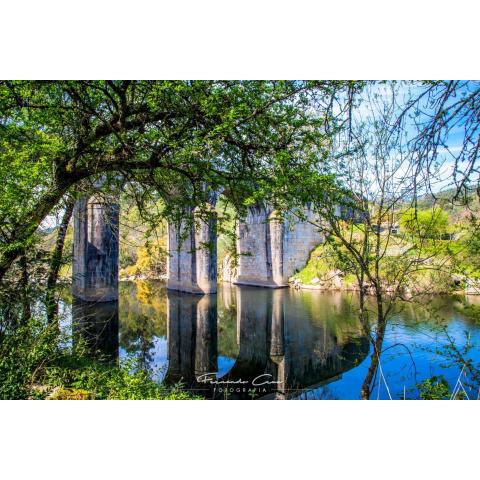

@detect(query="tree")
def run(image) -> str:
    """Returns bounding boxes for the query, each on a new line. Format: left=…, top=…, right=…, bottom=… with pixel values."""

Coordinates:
left=271, top=82, right=463, bottom=398
left=45, top=194, right=75, bottom=323
left=394, top=81, right=480, bottom=200
left=0, top=80, right=360, bottom=286
left=400, top=207, right=449, bottom=239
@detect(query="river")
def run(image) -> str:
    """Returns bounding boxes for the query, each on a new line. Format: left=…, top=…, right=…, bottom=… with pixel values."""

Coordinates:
left=59, top=280, right=480, bottom=399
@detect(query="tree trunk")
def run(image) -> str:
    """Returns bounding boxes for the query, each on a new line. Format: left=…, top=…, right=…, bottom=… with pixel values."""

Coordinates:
left=19, top=252, right=31, bottom=324
left=46, top=195, right=75, bottom=323
left=361, top=291, right=387, bottom=399
left=0, top=177, right=76, bottom=283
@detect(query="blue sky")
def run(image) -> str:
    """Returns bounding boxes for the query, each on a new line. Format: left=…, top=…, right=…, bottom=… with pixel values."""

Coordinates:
left=347, top=81, right=479, bottom=194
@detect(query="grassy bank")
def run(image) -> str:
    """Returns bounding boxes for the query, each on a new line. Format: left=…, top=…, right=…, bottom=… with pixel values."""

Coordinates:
left=291, top=237, right=473, bottom=295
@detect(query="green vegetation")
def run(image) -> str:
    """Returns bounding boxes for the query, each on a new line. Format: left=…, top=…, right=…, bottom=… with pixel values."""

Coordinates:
left=400, top=207, right=449, bottom=239
left=417, top=376, right=451, bottom=400
left=0, top=318, right=197, bottom=400
left=41, top=356, right=197, bottom=400
left=294, top=201, right=480, bottom=297
left=293, top=246, right=331, bottom=284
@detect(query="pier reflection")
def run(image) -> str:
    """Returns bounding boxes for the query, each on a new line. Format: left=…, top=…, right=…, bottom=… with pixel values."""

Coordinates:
left=164, top=286, right=369, bottom=399
left=72, top=299, right=119, bottom=362
left=164, top=292, right=217, bottom=393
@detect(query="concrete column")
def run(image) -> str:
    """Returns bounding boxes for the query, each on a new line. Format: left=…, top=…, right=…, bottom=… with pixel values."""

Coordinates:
left=235, top=204, right=287, bottom=288
left=228, top=205, right=324, bottom=288
left=166, top=206, right=217, bottom=294
left=194, top=205, right=217, bottom=293
left=269, top=211, right=287, bottom=285
left=72, top=196, right=119, bottom=302
left=166, top=212, right=196, bottom=293
left=235, top=204, right=272, bottom=287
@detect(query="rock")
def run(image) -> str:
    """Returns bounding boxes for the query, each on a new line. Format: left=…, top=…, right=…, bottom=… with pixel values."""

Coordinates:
left=46, top=387, right=93, bottom=400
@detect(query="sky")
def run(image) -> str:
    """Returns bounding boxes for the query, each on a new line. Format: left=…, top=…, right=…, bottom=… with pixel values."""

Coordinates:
left=347, top=81, right=479, bottom=195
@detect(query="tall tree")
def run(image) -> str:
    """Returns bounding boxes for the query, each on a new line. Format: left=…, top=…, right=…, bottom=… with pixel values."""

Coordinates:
left=273, top=83, right=464, bottom=398
left=0, top=80, right=359, bottom=281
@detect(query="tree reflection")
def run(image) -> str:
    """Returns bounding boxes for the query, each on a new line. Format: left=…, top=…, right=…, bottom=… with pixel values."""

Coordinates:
left=118, top=280, right=167, bottom=369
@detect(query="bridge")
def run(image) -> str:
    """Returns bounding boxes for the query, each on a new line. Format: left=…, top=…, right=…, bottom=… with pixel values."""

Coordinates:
left=71, top=196, right=324, bottom=301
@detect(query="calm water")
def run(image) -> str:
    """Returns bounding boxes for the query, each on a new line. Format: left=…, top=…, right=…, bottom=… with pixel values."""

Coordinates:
left=60, top=281, right=480, bottom=399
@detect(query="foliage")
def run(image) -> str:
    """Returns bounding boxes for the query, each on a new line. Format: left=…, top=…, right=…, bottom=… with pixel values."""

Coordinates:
left=400, top=207, right=449, bottom=239
left=42, top=354, right=197, bottom=400
left=0, top=318, right=58, bottom=399
left=0, top=80, right=359, bottom=281
left=293, top=244, right=343, bottom=286
left=457, top=302, right=480, bottom=323
left=0, top=316, right=198, bottom=400
left=417, top=375, right=451, bottom=400
left=120, top=244, right=166, bottom=279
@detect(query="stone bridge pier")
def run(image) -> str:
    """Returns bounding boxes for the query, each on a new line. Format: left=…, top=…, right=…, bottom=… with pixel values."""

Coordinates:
left=166, top=205, right=217, bottom=294
left=71, top=195, right=323, bottom=300
left=233, top=204, right=323, bottom=288
left=166, top=202, right=323, bottom=292
left=72, top=196, right=119, bottom=302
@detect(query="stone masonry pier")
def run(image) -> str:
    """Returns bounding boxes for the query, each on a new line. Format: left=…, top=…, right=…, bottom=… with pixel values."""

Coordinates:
left=166, top=205, right=218, bottom=294
left=233, top=204, right=324, bottom=288
left=72, top=196, right=119, bottom=302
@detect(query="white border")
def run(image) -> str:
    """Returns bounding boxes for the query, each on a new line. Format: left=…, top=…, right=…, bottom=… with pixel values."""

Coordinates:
left=1, top=0, right=479, bottom=79
left=1, top=400, right=478, bottom=479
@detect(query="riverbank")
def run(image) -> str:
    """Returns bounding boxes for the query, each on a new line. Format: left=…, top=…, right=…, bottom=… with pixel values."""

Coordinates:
left=289, top=275, right=479, bottom=296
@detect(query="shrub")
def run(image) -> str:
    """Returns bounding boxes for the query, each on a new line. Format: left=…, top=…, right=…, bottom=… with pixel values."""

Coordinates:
left=0, top=319, right=58, bottom=399
left=417, top=375, right=451, bottom=400
left=0, top=319, right=199, bottom=400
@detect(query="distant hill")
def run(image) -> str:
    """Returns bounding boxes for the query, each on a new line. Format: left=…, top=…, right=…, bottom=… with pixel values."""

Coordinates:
left=413, top=187, right=479, bottom=221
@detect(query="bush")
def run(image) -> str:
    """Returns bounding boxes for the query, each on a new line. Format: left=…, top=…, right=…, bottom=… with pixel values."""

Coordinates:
left=417, top=375, right=451, bottom=400
left=42, top=354, right=198, bottom=400
left=0, top=319, right=199, bottom=400
left=0, top=319, right=58, bottom=399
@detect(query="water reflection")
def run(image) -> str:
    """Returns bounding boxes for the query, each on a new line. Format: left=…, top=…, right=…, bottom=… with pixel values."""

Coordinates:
left=219, top=287, right=369, bottom=399
left=118, top=281, right=167, bottom=369
left=162, top=286, right=369, bottom=399
left=164, top=293, right=217, bottom=390
left=61, top=281, right=480, bottom=399
left=72, top=299, right=119, bottom=362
